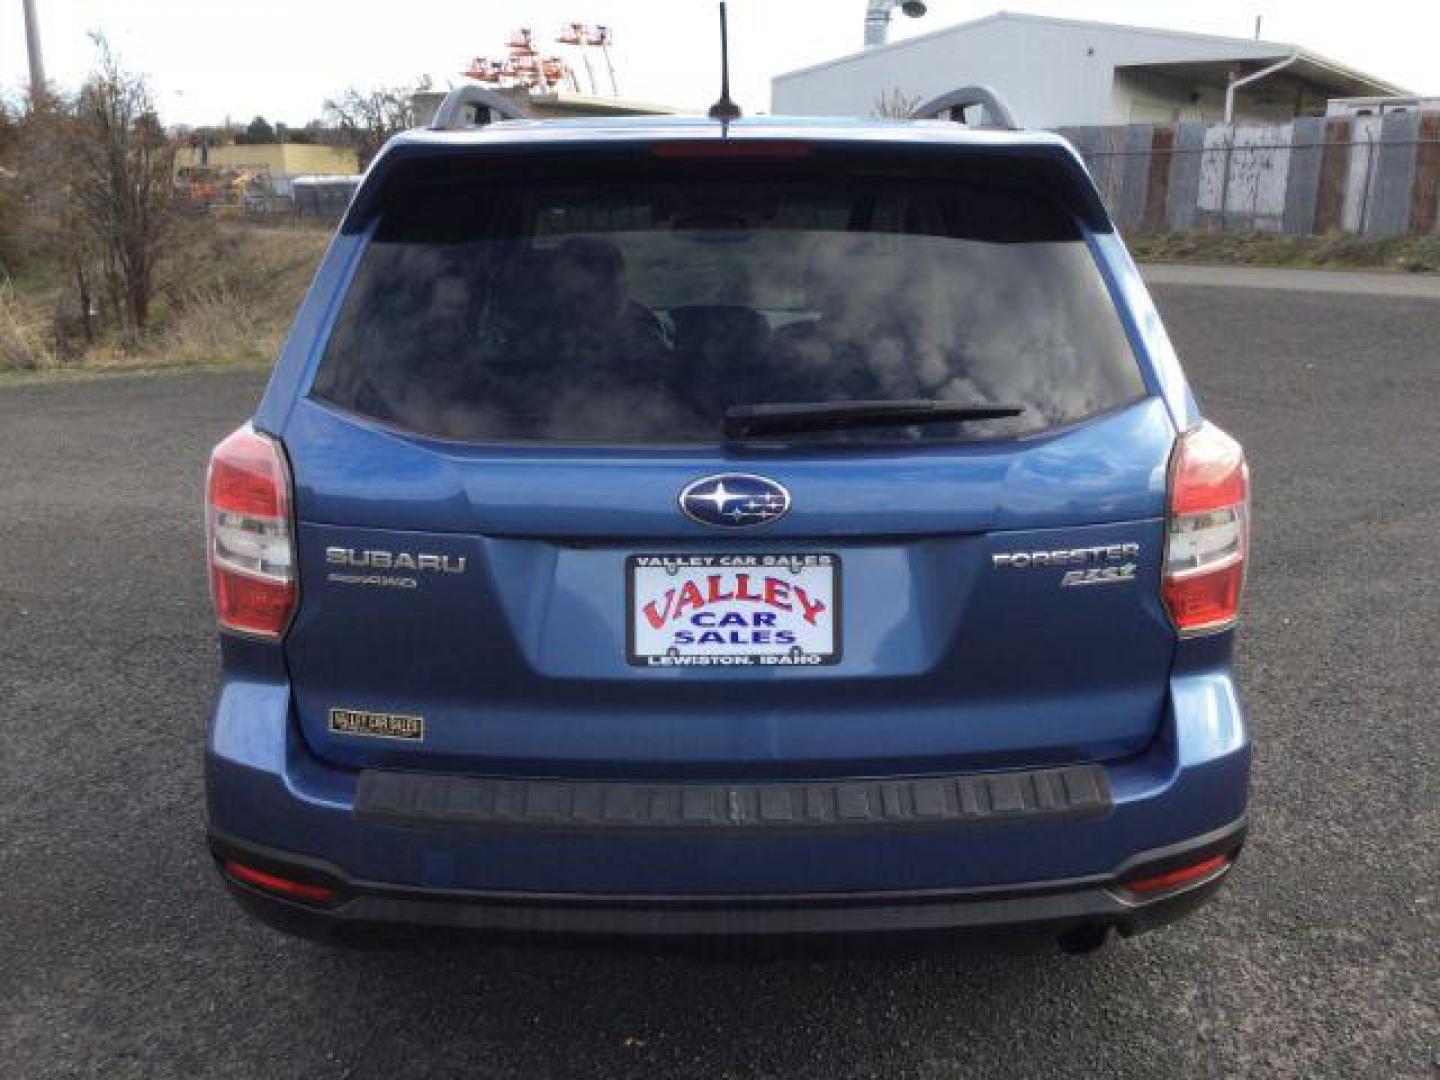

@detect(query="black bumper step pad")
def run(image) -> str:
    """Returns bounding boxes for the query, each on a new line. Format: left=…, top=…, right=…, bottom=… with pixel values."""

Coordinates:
left=356, top=763, right=1112, bottom=833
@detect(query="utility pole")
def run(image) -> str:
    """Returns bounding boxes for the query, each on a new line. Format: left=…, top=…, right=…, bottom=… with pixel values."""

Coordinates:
left=22, top=0, right=47, bottom=95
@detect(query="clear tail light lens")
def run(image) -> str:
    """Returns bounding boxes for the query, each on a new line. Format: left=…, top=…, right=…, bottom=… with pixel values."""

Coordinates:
left=1162, top=422, right=1249, bottom=636
left=206, top=425, right=296, bottom=638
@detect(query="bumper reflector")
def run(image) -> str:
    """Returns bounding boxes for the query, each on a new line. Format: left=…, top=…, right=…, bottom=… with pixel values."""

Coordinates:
left=222, top=860, right=338, bottom=905
left=1123, top=853, right=1229, bottom=897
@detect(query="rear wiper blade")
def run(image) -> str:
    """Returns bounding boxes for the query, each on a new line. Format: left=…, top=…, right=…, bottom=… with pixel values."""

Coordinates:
left=722, top=399, right=1024, bottom=439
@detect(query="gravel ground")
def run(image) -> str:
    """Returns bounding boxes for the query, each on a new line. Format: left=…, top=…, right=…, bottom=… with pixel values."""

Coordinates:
left=0, top=282, right=1436, bottom=1078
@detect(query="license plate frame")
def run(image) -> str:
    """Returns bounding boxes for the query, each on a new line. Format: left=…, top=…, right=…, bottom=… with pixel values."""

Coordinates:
left=625, top=553, right=842, bottom=668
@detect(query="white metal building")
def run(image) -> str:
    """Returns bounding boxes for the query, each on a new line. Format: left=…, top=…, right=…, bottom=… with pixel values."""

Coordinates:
left=771, top=12, right=1405, bottom=127
left=1325, top=95, right=1440, bottom=118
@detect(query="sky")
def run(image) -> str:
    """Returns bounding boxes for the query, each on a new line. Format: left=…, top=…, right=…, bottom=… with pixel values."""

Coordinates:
left=1, top=0, right=1436, bottom=126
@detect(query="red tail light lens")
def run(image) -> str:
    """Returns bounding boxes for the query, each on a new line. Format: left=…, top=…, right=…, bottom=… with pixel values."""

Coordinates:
left=1162, top=422, right=1249, bottom=636
left=206, top=425, right=296, bottom=638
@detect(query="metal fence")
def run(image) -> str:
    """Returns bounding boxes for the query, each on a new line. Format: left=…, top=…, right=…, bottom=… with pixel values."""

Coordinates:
left=290, top=176, right=363, bottom=220
left=1057, top=112, right=1440, bottom=236
left=174, top=173, right=361, bottom=223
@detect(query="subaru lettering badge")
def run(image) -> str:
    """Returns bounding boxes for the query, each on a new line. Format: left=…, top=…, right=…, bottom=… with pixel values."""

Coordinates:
left=679, top=474, right=791, bottom=528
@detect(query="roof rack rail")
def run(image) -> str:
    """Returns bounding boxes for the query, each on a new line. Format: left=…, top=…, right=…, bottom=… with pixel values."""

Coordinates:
left=911, top=85, right=1020, bottom=131
left=429, top=86, right=529, bottom=130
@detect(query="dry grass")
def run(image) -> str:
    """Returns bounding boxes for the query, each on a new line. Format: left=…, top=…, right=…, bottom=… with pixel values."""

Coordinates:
left=0, top=279, right=58, bottom=372
left=0, top=220, right=331, bottom=379
left=151, top=224, right=330, bottom=369
left=1129, top=230, right=1440, bottom=274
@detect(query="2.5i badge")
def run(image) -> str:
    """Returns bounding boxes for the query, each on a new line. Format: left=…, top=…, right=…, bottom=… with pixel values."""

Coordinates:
left=329, top=707, right=424, bottom=741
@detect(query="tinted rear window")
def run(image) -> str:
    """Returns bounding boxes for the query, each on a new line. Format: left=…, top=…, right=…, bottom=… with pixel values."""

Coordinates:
left=312, top=161, right=1144, bottom=444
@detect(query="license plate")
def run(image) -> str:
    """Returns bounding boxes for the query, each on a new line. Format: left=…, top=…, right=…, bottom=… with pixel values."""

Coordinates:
left=627, top=554, right=841, bottom=667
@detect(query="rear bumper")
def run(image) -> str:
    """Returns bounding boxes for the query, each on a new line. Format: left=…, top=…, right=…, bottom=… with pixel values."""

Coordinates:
left=210, top=818, right=1243, bottom=940
left=206, top=667, right=1250, bottom=937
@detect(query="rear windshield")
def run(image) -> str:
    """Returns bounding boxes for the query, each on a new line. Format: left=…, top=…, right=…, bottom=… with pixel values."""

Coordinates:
left=312, top=163, right=1144, bottom=444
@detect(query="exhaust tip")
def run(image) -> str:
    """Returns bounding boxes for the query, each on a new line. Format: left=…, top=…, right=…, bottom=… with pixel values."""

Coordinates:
left=1057, top=924, right=1111, bottom=955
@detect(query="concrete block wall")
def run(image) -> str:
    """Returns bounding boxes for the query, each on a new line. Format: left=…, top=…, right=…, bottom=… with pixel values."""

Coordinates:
left=1056, top=110, right=1440, bottom=235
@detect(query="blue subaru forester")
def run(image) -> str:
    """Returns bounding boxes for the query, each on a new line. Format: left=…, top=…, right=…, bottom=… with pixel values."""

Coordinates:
left=204, top=86, right=1250, bottom=952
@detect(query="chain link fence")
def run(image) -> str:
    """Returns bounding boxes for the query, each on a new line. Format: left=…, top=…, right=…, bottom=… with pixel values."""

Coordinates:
left=1059, top=113, right=1440, bottom=236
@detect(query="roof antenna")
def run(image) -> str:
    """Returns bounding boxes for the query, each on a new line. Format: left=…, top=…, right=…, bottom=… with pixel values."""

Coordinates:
left=707, top=2, right=742, bottom=122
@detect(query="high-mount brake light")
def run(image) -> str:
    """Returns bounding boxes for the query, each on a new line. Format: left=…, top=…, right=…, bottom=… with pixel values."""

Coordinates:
left=1162, top=422, right=1249, bottom=636
left=651, top=141, right=811, bottom=159
left=206, top=425, right=297, bottom=638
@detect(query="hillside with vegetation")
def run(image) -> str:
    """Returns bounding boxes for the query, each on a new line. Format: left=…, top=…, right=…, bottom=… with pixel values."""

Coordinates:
left=0, top=220, right=328, bottom=378
left=0, top=43, right=362, bottom=380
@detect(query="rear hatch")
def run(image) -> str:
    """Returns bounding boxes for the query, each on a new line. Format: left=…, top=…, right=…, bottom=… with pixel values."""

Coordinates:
left=280, top=138, right=1176, bottom=779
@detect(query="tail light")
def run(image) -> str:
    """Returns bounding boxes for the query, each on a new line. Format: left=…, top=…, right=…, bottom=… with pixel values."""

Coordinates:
left=1162, top=422, right=1249, bottom=636
left=206, top=424, right=296, bottom=638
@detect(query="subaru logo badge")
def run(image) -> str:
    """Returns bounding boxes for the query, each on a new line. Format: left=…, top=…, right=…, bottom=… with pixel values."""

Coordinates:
left=679, top=474, right=791, bottom=528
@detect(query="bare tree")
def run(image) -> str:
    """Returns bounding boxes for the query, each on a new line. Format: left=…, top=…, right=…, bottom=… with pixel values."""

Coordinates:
left=323, top=79, right=429, bottom=168
left=7, top=91, right=101, bottom=347
left=67, top=38, right=175, bottom=336
left=873, top=88, right=921, bottom=119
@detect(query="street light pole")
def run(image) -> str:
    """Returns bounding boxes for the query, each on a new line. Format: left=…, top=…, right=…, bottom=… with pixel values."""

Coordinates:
left=22, top=0, right=47, bottom=95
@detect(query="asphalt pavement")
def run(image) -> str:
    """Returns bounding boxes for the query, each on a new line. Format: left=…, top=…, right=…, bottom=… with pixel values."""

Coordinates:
left=1140, top=262, right=1440, bottom=298
left=1, top=277, right=1436, bottom=1078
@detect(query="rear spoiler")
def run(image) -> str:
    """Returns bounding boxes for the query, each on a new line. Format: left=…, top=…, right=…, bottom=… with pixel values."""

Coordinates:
left=341, top=129, right=1112, bottom=237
